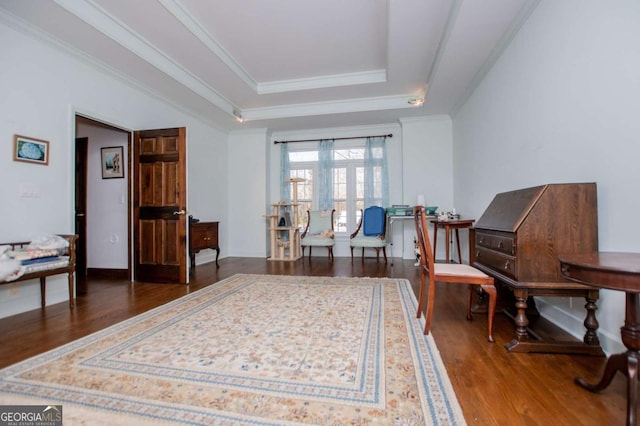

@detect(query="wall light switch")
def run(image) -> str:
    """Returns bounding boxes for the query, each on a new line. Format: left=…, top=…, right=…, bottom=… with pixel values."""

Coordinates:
left=19, top=183, right=40, bottom=198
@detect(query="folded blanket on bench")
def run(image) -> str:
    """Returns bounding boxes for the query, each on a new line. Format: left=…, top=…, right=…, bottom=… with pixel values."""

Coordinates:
left=9, top=248, right=65, bottom=262
left=0, top=258, right=22, bottom=282
left=0, top=234, right=71, bottom=282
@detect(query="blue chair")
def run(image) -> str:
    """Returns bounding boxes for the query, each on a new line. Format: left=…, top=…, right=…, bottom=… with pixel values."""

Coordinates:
left=350, top=206, right=387, bottom=262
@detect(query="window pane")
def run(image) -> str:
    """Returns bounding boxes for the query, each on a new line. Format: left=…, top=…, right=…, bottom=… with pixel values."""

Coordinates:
left=286, top=143, right=385, bottom=235
left=356, top=167, right=364, bottom=199
left=333, top=167, right=346, bottom=231
left=333, top=167, right=347, bottom=200
left=334, top=148, right=364, bottom=161
left=290, top=168, right=313, bottom=229
left=334, top=200, right=347, bottom=233
left=289, top=151, right=318, bottom=162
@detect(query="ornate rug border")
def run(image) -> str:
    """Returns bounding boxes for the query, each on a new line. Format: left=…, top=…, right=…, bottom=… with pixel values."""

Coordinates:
left=0, top=274, right=466, bottom=425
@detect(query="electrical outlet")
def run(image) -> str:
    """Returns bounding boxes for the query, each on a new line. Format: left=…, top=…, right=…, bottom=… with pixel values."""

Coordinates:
left=8, top=283, right=19, bottom=296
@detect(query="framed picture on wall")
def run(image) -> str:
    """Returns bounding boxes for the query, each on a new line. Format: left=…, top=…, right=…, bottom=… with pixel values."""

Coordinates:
left=13, top=134, right=49, bottom=165
left=101, top=146, right=124, bottom=179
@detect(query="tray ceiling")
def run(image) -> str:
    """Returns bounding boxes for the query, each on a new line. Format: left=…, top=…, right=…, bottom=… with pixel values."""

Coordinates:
left=0, top=0, right=539, bottom=132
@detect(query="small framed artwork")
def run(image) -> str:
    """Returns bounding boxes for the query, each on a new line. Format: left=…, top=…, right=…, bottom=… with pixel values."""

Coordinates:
left=101, top=146, right=124, bottom=179
left=13, top=134, right=49, bottom=165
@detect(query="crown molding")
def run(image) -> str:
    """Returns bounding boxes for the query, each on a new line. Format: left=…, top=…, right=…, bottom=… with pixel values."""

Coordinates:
left=398, top=115, right=450, bottom=124
left=162, top=0, right=389, bottom=96
left=425, top=0, right=463, bottom=95
left=257, top=69, right=387, bottom=94
left=0, top=6, right=228, bottom=132
left=243, top=94, right=424, bottom=121
left=158, top=0, right=258, bottom=91
left=53, top=0, right=237, bottom=115
left=450, top=0, right=541, bottom=117
left=9, top=0, right=449, bottom=127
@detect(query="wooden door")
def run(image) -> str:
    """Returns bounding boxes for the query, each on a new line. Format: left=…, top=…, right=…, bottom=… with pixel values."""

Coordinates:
left=133, top=127, right=187, bottom=283
left=74, top=137, right=88, bottom=293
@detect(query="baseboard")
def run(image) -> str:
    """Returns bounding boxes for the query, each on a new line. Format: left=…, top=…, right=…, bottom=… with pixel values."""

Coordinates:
left=86, top=268, right=128, bottom=279
left=536, top=298, right=624, bottom=356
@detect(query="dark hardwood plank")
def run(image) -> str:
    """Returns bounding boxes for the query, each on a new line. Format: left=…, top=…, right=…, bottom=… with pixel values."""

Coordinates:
left=0, top=257, right=627, bottom=425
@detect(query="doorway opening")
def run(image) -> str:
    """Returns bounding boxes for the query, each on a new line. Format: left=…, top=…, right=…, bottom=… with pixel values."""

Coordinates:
left=75, top=115, right=132, bottom=293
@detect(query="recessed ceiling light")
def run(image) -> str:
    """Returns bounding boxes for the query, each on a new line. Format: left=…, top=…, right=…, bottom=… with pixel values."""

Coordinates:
left=233, top=109, right=244, bottom=123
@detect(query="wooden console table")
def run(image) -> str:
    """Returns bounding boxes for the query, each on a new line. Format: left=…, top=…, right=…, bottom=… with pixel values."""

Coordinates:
left=431, top=219, right=475, bottom=263
left=189, top=219, right=219, bottom=271
left=559, top=252, right=640, bottom=426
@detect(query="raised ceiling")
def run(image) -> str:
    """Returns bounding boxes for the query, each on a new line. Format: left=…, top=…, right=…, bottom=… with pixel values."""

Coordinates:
left=0, top=0, right=539, bottom=132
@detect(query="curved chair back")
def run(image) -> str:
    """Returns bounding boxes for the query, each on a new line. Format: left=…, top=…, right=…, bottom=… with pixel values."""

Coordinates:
left=301, top=210, right=335, bottom=259
left=362, top=206, right=386, bottom=236
left=306, top=210, right=334, bottom=235
left=413, top=205, right=497, bottom=342
left=349, top=206, right=387, bottom=262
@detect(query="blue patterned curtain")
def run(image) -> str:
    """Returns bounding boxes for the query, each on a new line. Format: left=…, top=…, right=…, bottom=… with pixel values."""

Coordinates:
left=317, top=139, right=334, bottom=210
left=364, top=136, right=389, bottom=207
left=280, top=142, right=290, bottom=202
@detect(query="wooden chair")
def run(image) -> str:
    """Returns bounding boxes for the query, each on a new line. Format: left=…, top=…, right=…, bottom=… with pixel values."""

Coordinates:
left=350, top=206, right=387, bottom=262
left=413, top=206, right=497, bottom=342
left=300, top=209, right=335, bottom=259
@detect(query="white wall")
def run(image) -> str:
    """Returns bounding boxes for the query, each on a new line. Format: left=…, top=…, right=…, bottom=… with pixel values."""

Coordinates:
left=0, top=18, right=226, bottom=318
left=400, top=116, right=455, bottom=261
left=453, top=0, right=640, bottom=354
left=227, top=129, right=268, bottom=257
left=187, top=124, right=229, bottom=265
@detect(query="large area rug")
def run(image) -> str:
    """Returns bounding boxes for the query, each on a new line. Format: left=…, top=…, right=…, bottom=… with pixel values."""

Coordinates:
left=0, top=274, right=466, bottom=425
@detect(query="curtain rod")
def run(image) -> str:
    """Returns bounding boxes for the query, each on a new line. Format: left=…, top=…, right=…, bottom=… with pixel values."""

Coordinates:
left=273, top=133, right=392, bottom=144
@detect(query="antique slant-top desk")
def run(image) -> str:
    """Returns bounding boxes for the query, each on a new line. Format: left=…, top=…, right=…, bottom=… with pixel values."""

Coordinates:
left=472, top=183, right=604, bottom=355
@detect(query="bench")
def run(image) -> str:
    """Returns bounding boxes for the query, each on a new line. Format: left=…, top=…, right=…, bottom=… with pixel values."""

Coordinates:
left=1, top=234, right=78, bottom=308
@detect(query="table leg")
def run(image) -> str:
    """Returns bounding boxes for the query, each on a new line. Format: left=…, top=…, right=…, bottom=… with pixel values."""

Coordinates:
left=388, top=218, right=395, bottom=266
left=454, top=229, right=462, bottom=264
left=582, top=290, right=600, bottom=346
left=575, top=292, right=640, bottom=426
left=575, top=352, right=638, bottom=426
left=444, top=227, right=450, bottom=263
left=432, top=222, right=438, bottom=260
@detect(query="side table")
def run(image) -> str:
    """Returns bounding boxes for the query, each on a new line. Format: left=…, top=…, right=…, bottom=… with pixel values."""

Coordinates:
left=189, top=219, right=220, bottom=271
left=559, top=252, right=640, bottom=426
left=430, top=219, right=475, bottom=263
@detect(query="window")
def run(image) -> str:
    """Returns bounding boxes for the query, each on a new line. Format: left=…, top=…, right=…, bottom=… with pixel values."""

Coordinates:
left=288, top=142, right=385, bottom=233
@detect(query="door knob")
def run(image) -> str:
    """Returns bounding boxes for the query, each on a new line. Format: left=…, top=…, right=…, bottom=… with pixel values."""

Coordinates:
left=173, top=209, right=186, bottom=216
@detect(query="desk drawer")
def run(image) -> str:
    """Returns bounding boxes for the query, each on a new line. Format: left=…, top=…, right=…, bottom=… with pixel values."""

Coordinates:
left=475, top=248, right=517, bottom=279
left=191, top=222, right=218, bottom=251
left=476, top=230, right=515, bottom=256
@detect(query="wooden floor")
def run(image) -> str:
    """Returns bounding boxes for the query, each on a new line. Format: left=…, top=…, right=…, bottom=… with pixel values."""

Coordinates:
left=0, top=257, right=629, bottom=425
